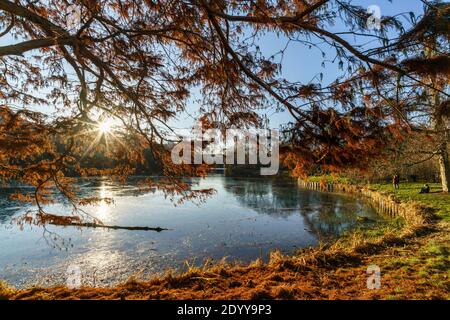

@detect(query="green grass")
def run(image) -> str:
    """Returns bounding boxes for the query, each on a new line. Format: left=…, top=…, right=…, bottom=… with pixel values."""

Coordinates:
left=381, top=240, right=449, bottom=292
left=368, top=183, right=450, bottom=221
left=328, top=216, right=407, bottom=252
left=307, top=175, right=349, bottom=184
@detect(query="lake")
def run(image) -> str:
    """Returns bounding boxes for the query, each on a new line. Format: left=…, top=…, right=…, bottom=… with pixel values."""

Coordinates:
left=0, top=175, right=380, bottom=288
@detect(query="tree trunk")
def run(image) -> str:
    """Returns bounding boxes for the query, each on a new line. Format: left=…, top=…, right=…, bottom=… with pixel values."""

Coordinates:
left=425, top=36, right=450, bottom=192
left=437, top=139, right=450, bottom=193
left=432, top=92, right=449, bottom=193
left=433, top=107, right=450, bottom=192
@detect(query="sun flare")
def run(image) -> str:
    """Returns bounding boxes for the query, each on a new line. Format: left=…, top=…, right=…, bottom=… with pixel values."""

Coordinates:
left=79, top=117, right=127, bottom=158
left=98, top=119, right=114, bottom=134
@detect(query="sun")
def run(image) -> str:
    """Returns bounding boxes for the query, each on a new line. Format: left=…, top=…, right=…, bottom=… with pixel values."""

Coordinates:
left=79, top=116, right=127, bottom=159
left=97, top=119, right=114, bottom=134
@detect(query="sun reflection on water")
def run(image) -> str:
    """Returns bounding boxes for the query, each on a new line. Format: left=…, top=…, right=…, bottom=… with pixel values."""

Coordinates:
left=96, top=181, right=111, bottom=220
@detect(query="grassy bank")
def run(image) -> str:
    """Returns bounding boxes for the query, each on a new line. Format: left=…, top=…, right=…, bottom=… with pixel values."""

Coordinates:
left=1, top=182, right=449, bottom=300
left=306, top=175, right=350, bottom=184
left=368, top=183, right=450, bottom=221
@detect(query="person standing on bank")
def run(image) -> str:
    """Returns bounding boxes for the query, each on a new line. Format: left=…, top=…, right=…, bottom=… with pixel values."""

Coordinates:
left=393, top=174, right=400, bottom=190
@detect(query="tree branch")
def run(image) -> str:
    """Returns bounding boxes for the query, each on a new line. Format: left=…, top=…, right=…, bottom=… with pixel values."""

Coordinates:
left=0, top=37, right=72, bottom=56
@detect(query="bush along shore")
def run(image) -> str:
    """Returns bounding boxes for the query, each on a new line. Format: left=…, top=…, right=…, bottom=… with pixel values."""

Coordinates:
left=1, top=179, right=449, bottom=300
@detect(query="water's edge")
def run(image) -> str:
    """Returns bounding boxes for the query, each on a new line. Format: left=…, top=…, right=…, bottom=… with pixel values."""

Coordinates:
left=297, top=179, right=429, bottom=225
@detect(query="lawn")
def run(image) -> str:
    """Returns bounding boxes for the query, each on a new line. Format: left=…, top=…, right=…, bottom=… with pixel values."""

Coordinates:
left=306, top=175, right=350, bottom=184
left=368, top=183, right=450, bottom=221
